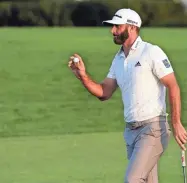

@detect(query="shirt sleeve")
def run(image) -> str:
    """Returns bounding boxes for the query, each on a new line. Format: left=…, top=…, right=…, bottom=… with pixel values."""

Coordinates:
left=149, top=45, right=174, bottom=79
left=107, top=57, right=116, bottom=79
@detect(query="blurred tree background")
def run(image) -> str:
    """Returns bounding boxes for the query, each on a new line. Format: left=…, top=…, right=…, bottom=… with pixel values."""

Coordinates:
left=0, top=0, right=187, bottom=27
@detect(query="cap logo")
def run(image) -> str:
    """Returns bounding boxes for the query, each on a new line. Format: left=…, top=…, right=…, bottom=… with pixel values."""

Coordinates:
left=127, top=19, right=138, bottom=25
left=114, top=14, right=122, bottom=19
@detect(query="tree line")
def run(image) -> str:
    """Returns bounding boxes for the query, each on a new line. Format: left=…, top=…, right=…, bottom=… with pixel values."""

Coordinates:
left=0, top=0, right=187, bottom=27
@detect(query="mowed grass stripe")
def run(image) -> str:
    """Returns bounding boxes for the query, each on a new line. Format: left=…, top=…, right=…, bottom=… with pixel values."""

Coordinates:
left=0, top=132, right=184, bottom=183
left=0, top=28, right=186, bottom=138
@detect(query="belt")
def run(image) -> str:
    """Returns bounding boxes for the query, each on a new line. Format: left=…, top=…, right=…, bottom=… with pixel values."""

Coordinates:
left=126, top=115, right=166, bottom=130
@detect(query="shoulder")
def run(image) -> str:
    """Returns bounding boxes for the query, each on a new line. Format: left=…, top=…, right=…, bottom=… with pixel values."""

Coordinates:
left=140, top=41, right=170, bottom=69
left=144, top=42, right=168, bottom=60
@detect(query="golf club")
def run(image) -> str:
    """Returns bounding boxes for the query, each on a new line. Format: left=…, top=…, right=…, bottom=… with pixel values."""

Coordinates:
left=182, top=150, right=186, bottom=183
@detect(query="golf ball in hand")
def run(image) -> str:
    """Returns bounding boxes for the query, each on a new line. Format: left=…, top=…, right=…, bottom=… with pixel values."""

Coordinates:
left=73, top=57, right=79, bottom=63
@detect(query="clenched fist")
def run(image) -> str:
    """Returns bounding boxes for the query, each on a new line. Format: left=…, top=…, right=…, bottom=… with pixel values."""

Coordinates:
left=68, top=54, right=86, bottom=79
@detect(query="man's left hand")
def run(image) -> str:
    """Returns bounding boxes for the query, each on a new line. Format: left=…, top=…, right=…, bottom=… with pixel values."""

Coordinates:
left=173, top=122, right=187, bottom=151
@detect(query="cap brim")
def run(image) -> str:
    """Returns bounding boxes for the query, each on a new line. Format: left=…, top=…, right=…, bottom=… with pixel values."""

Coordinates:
left=102, top=20, right=124, bottom=25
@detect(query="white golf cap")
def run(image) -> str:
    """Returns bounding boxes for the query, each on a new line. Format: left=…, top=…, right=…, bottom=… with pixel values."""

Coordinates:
left=102, top=8, right=142, bottom=27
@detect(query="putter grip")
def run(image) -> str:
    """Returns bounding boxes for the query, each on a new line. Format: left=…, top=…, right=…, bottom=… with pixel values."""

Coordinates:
left=182, top=150, right=186, bottom=167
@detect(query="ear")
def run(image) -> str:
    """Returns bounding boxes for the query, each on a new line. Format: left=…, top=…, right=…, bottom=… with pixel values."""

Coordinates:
left=129, top=25, right=137, bottom=33
left=127, top=25, right=133, bottom=33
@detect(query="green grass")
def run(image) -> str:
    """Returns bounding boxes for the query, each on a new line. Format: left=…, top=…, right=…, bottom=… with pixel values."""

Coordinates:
left=0, top=27, right=187, bottom=183
left=0, top=133, right=185, bottom=183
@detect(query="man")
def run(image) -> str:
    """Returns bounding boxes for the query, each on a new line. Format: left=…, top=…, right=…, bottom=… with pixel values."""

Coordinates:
left=68, top=8, right=187, bottom=183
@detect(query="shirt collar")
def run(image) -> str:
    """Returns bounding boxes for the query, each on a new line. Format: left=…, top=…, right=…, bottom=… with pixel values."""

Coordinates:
left=118, top=36, right=142, bottom=57
left=131, top=36, right=142, bottom=50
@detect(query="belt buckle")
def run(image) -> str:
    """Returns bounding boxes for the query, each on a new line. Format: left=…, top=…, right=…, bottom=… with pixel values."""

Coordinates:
left=130, top=122, right=137, bottom=129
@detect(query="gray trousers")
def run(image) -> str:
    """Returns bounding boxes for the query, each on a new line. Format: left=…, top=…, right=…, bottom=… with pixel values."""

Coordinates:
left=124, top=116, right=171, bottom=183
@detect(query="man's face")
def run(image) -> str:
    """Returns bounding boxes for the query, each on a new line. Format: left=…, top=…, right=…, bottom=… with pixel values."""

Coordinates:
left=111, top=24, right=129, bottom=45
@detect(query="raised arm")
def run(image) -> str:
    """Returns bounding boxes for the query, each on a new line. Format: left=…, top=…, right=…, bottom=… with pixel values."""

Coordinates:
left=68, top=54, right=118, bottom=101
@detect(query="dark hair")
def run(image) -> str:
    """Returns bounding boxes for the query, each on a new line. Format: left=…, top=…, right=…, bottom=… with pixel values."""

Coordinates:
left=127, top=24, right=140, bottom=34
left=135, top=27, right=140, bottom=34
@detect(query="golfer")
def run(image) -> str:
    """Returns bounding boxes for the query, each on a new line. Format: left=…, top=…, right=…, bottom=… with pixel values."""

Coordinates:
left=68, top=8, right=187, bottom=183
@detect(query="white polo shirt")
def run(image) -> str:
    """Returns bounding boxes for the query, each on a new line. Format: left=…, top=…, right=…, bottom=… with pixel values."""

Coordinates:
left=107, top=36, right=174, bottom=122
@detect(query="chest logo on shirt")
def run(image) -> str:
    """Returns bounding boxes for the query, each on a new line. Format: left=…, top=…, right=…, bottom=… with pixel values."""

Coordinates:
left=135, top=61, right=141, bottom=67
left=162, top=59, right=170, bottom=68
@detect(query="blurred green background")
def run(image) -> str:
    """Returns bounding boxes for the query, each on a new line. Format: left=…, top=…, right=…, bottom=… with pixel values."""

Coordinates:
left=0, top=0, right=187, bottom=27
